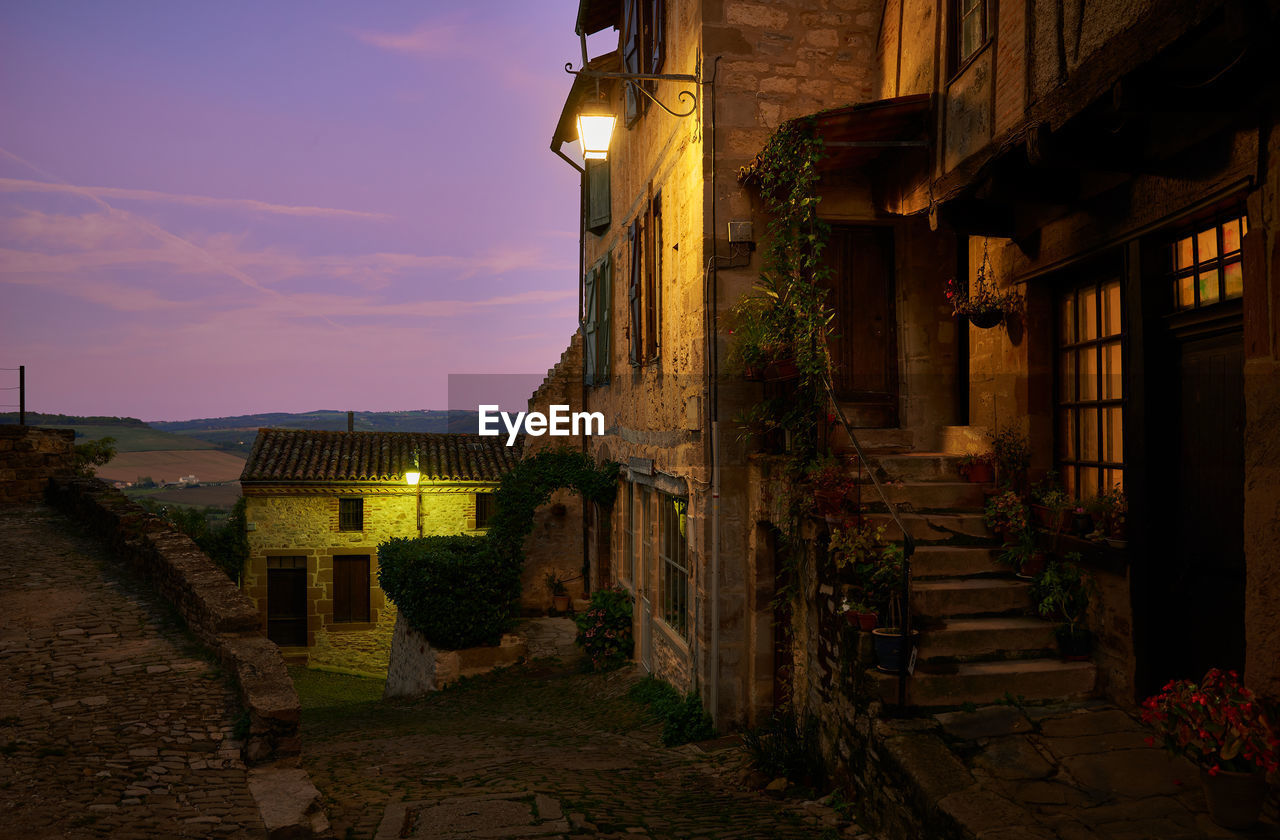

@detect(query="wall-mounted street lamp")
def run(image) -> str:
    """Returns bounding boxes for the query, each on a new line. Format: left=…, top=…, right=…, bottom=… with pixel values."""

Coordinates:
left=405, top=449, right=422, bottom=536
left=562, top=60, right=706, bottom=163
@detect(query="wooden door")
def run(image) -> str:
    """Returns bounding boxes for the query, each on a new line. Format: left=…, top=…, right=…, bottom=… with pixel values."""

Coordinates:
left=1164, top=324, right=1245, bottom=678
left=822, top=226, right=899, bottom=425
left=267, top=557, right=308, bottom=647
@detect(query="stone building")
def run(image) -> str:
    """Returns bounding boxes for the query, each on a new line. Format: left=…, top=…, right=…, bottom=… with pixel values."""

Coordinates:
left=239, top=429, right=517, bottom=675
left=547, top=0, right=1280, bottom=731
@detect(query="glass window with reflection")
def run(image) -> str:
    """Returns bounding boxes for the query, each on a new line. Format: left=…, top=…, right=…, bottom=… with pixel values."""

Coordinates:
left=1058, top=278, right=1123, bottom=500
left=1171, top=215, right=1247, bottom=310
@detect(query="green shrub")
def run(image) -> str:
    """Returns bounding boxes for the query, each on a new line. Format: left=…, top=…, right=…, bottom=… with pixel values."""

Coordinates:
left=377, top=535, right=515, bottom=650
left=741, top=709, right=826, bottom=786
left=627, top=676, right=715, bottom=746
left=573, top=586, right=634, bottom=670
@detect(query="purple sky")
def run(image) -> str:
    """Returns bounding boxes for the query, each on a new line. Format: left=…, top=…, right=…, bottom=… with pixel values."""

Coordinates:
left=0, top=1, right=589, bottom=421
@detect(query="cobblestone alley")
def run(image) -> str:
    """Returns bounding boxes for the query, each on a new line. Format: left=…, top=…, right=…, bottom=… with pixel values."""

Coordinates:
left=0, top=505, right=265, bottom=838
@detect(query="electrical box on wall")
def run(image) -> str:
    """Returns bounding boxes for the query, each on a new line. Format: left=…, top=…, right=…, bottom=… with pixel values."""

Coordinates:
left=727, top=220, right=754, bottom=249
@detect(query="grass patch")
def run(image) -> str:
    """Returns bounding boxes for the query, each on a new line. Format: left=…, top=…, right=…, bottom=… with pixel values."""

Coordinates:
left=289, top=667, right=386, bottom=711
left=626, top=676, right=715, bottom=746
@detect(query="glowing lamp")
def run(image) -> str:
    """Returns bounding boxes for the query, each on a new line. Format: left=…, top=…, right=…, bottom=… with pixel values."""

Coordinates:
left=577, top=98, right=616, bottom=161
left=404, top=469, right=421, bottom=486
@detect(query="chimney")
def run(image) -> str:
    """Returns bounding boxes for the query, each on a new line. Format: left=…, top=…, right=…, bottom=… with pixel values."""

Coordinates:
left=347, top=411, right=354, bottom=432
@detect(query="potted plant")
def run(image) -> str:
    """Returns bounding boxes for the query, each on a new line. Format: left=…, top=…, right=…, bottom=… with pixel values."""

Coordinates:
left=545, top=571, right=571, bottom=612
left=1030, top=473, right=1073, bottom=533
left=1034, top=554, right=1092, bottom=659
left=958, top=452, right=995, bottom=484
left=1141, top=668, right=1280, bottom=829
left=1071, top=505, right=1093, bottom=537
left=945, top=257, right=1022, bottom=329
left=839, top=595, right=877, bottom=631
left=984, top=490, right=1028, bottom=545
left=1086, top=485, right=1127, bottom=547
left=808, top=456, right=857, bottom=522
left=867, top=547, right=917, bottom=673
left=999, top=526, right=1046, bottom=580
left=986, top=425, right=1030, bottom=493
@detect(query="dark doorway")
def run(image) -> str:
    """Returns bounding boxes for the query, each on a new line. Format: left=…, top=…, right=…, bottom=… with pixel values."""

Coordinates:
left=267, top=556, right=308, bottom=647
left=822, top=225, right=899, bottom=426
left=1156, top=317, right=1246, bottom=680
left=768, top=528, right=794, bottom=710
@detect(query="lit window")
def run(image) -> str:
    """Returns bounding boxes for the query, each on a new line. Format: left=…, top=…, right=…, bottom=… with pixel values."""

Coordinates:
left=1171, top=215, right=1247, bottom=310
left=955, top=0, right=988, bottom=66
left=1058, top=279, right=1123, bottom=500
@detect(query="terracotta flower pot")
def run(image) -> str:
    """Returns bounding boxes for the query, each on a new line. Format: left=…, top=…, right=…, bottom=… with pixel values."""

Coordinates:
left=552, top=594, right=571, bottom=612
left=855, top=612, right=878, bottom=632
left=1017, top=552, right=1048, bottom=580
left=763, top=358, right=800, bottom=381
left=1200, top=766, right=1268, bottom=830
left=962, top=461, right=994, bottom=484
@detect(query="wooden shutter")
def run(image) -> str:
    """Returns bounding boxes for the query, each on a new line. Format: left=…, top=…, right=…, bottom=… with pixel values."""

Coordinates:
left=649, top=0, right=665, bottom=75
left=583, top=265, right=598, bottom=386
left=597, top=254, right=612, bottom=381
left=629, top=221, right=642, bottom=366
left=586, top=159, right=611, bottom=233
left=645, top=195, right=661, bottom=359
left=622, top=0, right=642, bottom=125
left=333, top=555, right=370, bottom=623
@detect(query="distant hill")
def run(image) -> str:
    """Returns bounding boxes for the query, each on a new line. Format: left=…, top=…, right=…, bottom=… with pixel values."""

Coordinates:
left=153, top=410, right=480, bottom=454
left=0, top=412, right=148, bottom=427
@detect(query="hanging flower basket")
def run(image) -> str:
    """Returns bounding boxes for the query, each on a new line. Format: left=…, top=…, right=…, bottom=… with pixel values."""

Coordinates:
left=968, top=309, right=1004, bottom=329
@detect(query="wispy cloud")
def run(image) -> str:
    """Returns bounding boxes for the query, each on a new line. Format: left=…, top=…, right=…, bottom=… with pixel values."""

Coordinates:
left=0, top=177, right=390, bottom=220
left=353, top=22, right=462, bottom=55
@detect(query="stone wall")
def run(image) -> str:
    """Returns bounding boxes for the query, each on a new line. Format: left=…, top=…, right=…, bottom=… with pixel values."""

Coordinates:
left=383, top=612, right=527, bottom=697
left=0, top=425, right=74, bottom=504
left=45, top=477, right=299, bottom=765
left=524, top=333, right=589, bottom=608
left=243, top=484, right=494, bottom=675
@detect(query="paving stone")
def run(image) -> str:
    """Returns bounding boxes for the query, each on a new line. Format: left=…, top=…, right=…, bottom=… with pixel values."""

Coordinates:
left=1041, top=730, right=1152, bottom=757
left=1059, top=749, right=1189, bottom=799
left=936, top=705, right=1033, bottom=740
left=974, top=736, right=1055, bottom=780
left=1037, top=709, right=1142, bottom=738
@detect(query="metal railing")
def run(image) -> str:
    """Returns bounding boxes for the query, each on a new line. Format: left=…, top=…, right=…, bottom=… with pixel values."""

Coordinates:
left=823, top=375, right=915, bottom=707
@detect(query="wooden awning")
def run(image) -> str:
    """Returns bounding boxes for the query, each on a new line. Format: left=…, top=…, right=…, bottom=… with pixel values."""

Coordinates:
left=812, top=93, right=933, bottom=171
left=576, top=0, right=621, bottom=36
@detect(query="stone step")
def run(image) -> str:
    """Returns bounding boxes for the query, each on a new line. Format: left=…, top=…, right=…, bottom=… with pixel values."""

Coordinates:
left=873, top=452, right=965, bottom=482
left=865, top=511, right=990, bottom=543
left=880, top=481, right=990, bottom=512
left=910, top=546, right=1005, bottom=578
left=918, top=616, right=1057, bottom=661
left=912, top=578, right=1032, bottom=618
left=834, top=402, right=896, bottom=429
left=875, top=659, right=1096, bottom=707
left=831, top=426, right=915, bottom=455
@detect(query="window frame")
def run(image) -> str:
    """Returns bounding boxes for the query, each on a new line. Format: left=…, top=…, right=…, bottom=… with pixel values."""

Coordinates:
left=950, top=0, right=990, bottom=76
left=1169, top=214, right=1247, bottom=311
left=338, top=497, right=364, bottom=532
left=657, top=493, right=689, bottom=640
left=332, top=554, right=371, bottom=624
left=1056, top=276, right=1125, bottom=500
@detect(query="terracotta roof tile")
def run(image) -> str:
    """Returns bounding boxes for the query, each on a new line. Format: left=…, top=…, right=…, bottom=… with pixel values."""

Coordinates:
left=240, top=429, right=520, bottom=483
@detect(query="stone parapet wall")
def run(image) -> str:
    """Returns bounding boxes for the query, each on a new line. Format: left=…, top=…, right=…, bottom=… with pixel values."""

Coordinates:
left=383, top=612, right=527, bottom=697
left=0, top=425, right=74, bottom=504
left=45, top=476, right=300, bottom=765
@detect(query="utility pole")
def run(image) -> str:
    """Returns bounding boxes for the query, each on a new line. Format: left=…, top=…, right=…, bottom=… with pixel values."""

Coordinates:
left=19, top=365, right=24, bottom=426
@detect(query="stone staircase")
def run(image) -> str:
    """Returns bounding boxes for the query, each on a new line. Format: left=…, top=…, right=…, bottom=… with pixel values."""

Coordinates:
left=831, top=422, right=1097, bottom=708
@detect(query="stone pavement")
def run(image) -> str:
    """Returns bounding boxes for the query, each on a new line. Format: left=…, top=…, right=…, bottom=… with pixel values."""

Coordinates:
left=297, top=650, right=881, bottom=840
left=906, top=700, right=1279, bottom=839
left=0, top=505, right=266, bottom=838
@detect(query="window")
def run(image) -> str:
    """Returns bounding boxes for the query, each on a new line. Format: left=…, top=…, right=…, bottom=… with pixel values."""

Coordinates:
left=641, top=485, right=654, bottom=591
left=1171, top=215, right=1247, bottom=310
left=585, top=158, right=610, bottom=234
left=475, top=493, right=493, bottom=529
left=338, top=497, right=363, bottom=531
left=658, top=493, right=688, bottom=639
left=621, top=0, right=666, bottom=126
left=954, top=0, right=988, bottom=68
left=628, top=193, right=663, bottom=365
left=333, top=555, right=370, bottom=623
left=1057, top=278, right=1124, bottom=499
left=583, top=254, right=613, bottom=386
